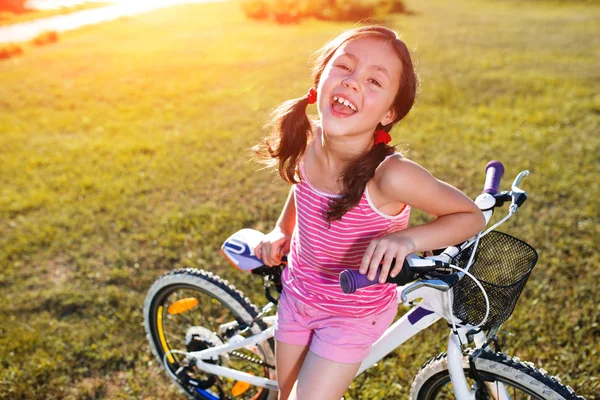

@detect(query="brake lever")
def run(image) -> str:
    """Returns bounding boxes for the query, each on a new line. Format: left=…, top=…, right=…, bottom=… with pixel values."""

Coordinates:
left=511, top=170, right=530, bottom=192
left=510, top=170, right=530, bottom=209
left=400, top=279, right=451, bottom=304
left=428, top=272, right=461, bottom=287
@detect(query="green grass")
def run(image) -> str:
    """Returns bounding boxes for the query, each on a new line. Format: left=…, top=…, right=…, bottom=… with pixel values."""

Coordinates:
left=0, top=3, right=109, bottom=27
left=0, top=0, right=598, bottom=398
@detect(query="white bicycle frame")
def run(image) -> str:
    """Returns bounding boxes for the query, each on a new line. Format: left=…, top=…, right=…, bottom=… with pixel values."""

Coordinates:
left=173, top=171, right=531, bottom=400
left=178, top=287, right=500, bottom=399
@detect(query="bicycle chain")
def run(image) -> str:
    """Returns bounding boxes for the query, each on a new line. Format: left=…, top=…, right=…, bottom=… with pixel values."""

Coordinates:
left=230, top=350, right=275, bottom=369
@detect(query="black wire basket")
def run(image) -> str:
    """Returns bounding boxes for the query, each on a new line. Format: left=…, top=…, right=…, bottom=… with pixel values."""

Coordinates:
left=450, top=230, right=538, bottom=331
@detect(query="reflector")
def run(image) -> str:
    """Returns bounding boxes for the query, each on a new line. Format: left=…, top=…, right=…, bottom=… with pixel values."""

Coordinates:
left=167, top=298, right=199, bottom=315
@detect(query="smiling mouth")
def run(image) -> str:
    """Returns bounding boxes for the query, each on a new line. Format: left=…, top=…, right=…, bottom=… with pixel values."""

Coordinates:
left=331, top=96, right=358, bottom=114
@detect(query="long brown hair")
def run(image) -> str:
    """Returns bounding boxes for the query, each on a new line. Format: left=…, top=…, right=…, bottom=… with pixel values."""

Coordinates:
left=254, top=25, right=418, bottom=221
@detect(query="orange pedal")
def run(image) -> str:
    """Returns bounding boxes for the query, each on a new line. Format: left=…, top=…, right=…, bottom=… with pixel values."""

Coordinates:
left=231, top=373, right=254, bottom=396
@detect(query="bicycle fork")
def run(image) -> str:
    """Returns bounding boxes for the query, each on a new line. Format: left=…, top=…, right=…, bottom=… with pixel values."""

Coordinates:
left=447, top=329, right=510, bottom=400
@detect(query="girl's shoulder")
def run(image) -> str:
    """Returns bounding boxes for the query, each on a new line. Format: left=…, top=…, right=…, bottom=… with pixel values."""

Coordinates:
left=372, top=154, right=435, bottom=198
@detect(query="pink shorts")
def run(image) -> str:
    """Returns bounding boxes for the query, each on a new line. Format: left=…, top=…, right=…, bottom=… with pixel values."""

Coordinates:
left=273, top=290, right=397, bottom=364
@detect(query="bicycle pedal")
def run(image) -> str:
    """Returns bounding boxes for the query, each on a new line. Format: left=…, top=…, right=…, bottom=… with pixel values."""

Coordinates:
left=231, top=374, right=254, bottom=396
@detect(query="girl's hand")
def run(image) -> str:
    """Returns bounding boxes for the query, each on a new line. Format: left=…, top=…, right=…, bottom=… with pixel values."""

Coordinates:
left=360, top=232, right=416, bottom=283
left=254, top=226, right=291, bottom=267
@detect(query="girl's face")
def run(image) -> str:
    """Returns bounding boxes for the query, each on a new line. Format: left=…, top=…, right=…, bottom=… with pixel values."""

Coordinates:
left=317, top=37, right=402, bottom=140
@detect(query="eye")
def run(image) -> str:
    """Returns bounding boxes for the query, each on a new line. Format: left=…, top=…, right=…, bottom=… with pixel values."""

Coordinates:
left=336, top=64, right=350, bottom=71
left=369, top=79, right=382, bottom=87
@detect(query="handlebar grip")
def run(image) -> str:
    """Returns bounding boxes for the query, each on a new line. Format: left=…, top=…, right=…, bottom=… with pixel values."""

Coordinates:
left=339, top=259, right=413, bottom=294
left=483, top=160, right=505, bottom=194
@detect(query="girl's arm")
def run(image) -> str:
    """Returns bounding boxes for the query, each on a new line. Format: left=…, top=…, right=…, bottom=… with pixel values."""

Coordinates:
left=255, top=186, right=296, bottom=266
left=275, top=186, right=297, bottom=235
left=361, top=157, right=486, bottom=283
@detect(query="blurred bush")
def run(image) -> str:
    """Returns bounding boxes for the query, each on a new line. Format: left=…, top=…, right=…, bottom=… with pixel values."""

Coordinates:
left=0, top=43, right=22, bottom=60
left=0, top=0, right=28, bottom=13
left=241, top=0, right=408, bottom=23
left=0, top=10, right=15, bottom=21
left=32, top=30, right=59, bottom=46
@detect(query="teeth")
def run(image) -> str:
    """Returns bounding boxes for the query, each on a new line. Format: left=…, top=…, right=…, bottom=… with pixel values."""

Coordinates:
left=332, top=96, right=357, bottom=112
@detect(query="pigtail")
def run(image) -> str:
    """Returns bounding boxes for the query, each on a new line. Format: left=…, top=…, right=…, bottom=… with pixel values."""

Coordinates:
left=326, top=126, right=396, bottom=222
left=253, top=96, right=313, bottom=184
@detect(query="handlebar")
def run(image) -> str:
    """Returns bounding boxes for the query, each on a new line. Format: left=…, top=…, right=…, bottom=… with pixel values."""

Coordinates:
left=339, top=256, right=458, bottom=294
left=483, top=160, right=504, bottom=194
left=485, top=168, right=530, bottom=210
left=339, top=259, right=411, bottom=293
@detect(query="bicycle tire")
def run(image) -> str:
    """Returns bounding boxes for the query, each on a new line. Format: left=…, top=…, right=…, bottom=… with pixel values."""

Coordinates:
left=410, top=350, right=586, bottom=400
left=143, top=268, right=277, bottom=400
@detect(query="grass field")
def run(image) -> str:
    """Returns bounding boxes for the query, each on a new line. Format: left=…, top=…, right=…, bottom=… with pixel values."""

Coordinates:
left=0, top=0, right=598, bottom=398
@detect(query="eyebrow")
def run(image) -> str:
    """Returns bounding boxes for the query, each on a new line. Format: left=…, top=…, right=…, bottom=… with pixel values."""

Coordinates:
left=337, top=52, right=391, bottom=81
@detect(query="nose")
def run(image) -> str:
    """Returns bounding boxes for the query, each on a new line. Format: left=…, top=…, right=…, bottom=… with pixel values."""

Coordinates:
left=342, top=75, right=359, bottom=92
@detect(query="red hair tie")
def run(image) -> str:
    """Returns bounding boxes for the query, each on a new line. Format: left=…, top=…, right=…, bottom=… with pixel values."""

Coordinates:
left=306, top=88, right=317, bottom=104
left=374, top=130, right=391, bottom=145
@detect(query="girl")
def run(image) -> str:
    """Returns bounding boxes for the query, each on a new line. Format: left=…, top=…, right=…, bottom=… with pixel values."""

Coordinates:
left=253, top=25, right=485, bottom=400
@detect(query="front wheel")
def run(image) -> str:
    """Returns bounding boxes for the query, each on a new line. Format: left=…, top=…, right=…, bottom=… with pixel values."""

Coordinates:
left=410, top=350, right=586, bottom=400
left=143, top=268, right=277, bottom=400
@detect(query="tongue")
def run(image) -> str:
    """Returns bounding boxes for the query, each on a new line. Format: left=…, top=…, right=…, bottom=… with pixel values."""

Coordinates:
left=332, top=102, right=355, bottom=115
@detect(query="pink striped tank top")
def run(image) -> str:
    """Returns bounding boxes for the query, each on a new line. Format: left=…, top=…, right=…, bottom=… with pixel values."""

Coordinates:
left=281, top=153, right=411, bottom=316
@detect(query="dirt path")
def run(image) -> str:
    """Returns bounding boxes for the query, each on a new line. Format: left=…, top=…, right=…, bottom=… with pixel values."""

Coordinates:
left=0, top=0, right=227, bottom=44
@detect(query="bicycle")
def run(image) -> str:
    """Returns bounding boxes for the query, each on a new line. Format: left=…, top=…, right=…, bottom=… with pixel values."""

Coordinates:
left=143, top=161, right=586, bottom=400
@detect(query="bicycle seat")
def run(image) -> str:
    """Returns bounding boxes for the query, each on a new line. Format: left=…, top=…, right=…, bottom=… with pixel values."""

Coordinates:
left=221, top=228, right=266, bottom=272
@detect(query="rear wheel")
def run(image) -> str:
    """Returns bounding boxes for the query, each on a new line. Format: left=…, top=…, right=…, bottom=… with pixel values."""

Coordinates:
left=143, top=268, right=276, bottom=400
left=410, top=350, right=586, bottom=400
